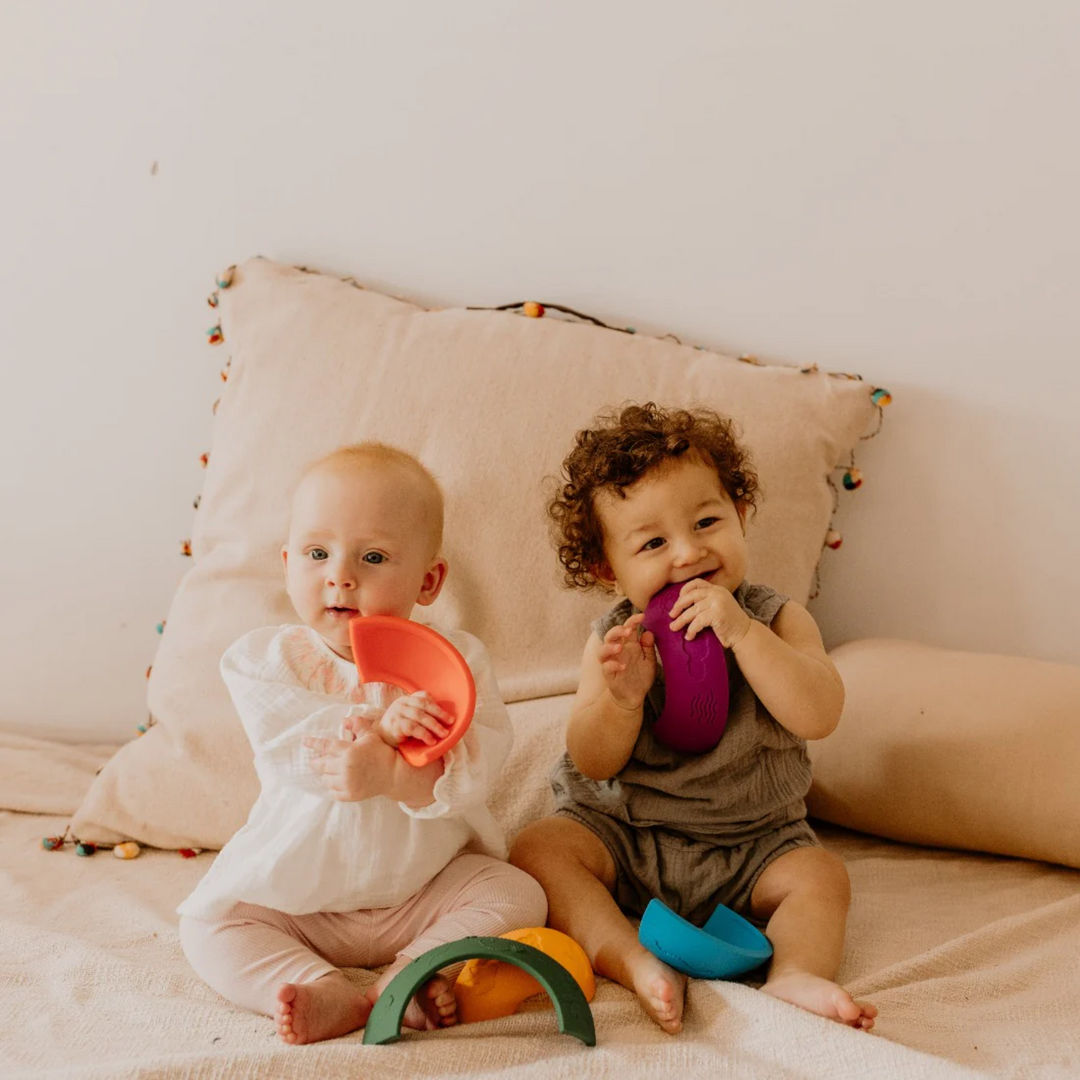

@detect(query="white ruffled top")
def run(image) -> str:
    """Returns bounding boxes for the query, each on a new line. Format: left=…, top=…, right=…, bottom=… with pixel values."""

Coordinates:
left=177, top=623, right=512, bottom=920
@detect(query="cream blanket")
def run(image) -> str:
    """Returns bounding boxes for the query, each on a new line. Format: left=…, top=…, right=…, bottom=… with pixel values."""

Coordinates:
left=3, top=711, right=1079, bottom=1079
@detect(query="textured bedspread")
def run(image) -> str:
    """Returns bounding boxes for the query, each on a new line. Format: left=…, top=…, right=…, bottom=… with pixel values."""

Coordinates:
left=2, top=719, right=1078, bottom=1079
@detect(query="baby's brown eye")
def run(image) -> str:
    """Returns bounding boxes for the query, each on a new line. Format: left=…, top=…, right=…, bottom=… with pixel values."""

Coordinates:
left=696, top=517, right=719, bottom=529
left=309, top=548, right=329, bottom=561
left=642, top=537, right=665, bottom=551
left=363, top=552, right=386, bottom=564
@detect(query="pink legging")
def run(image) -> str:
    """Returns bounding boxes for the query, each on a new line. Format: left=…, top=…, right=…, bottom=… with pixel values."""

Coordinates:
left=179, top=853, right=548, bottom=1016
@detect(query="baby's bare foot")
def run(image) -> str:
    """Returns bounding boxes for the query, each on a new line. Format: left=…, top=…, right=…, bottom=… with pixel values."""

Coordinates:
left=402, top=975, right=458, bottom=1030
left=627, top=947, right=687, bottom=1034
left=275, top=976, right=372, bottom=1045
left=367, top=973, right=458, bottom=1032
left=763, top=971, right=877, bottom=1031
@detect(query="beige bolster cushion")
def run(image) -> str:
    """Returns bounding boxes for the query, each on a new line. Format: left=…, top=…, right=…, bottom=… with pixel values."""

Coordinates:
left=808, top=639, right=1080, bottom=869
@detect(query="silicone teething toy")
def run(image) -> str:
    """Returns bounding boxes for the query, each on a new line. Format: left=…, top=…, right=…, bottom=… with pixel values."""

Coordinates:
left=454, top=927, right=596, bottom=1024
left=641, top=579, right=730, bottom=753
left=638, top=898, right=773, bottom=980
left=348, top=615, right=475, bottom=767
left=363, top=936, right=596, bottom=1046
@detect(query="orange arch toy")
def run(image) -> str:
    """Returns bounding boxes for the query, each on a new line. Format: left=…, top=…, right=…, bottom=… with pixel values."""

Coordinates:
left=348, top=615, right=476, bottom=767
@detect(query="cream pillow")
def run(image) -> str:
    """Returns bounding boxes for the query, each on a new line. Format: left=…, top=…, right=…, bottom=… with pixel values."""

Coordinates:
left=71, top=258, right=881, bottom=848
left=808, top=639, right=1080, bottom=869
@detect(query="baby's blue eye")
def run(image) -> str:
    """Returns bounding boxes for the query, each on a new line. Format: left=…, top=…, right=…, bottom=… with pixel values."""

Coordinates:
left=309, top=548, right=329, bottom=562
left=642, top=537, right=665, bottom=551
left=363, top=551, right=386, bottom=565
left=696, top=517, right=719, bottom=529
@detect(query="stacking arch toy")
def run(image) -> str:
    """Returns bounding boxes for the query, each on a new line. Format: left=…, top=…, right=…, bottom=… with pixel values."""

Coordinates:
left=362, top=936, right=596, bottom=1046
left=641, top=579, right=730, bottom=754
left=349, top=615, right=475, bottom=767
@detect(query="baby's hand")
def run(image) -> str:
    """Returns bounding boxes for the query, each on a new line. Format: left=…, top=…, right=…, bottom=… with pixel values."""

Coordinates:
left=304, top=717, right=395, bottom=802
left=668, top=579, right=752, bottom=648
left=377, top=691, right=452, bottom=748
left=599, top=613, right=657, bottom=709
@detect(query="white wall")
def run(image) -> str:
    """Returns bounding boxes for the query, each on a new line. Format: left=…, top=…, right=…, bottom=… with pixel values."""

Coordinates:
left=4, top=1, right=1078, bottom=743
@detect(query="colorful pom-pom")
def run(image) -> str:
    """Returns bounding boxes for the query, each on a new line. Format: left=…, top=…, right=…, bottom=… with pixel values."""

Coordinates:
left=193, top=494, right=201, bottom=510
left=739, top=354, right=760, bottom=365
left=114, top=842, right=141, bottom=860
left=216, top=267, right=235, bottom=289
left=181, top=540, right=192, bottom=557
left=825, top=530, right=843, bottom=550
left=625, top=327, right=637, bottom=334
left=212, top=397, right=221, bottom=414
left=842, top=468, right=863, bottom=491
left=41, top=836, right=65, bottom=851
left=155, top=621, right=166, bottom=635
left=136, top=723, right=148, bottom=735
left=220, top=367, right=229, bottom=382
left=75, top=842, right=97, bottom=857
left=207, top=291, right=220, bottom=309
left=178, top=848, right=200, bottom=859
left=145, top=666, right=152, bottom=680
left=522, top=301, right=545, bottom=318
left=871, top=388, right=892, bottom=407
left=800, top=364, right=819, bottom=375
left=207, top=325, right=224, bottom=346
left=199, top=452, right=209, bottom=468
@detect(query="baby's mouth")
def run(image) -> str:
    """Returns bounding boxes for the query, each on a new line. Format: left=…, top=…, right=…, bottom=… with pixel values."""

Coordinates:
left=325, top=606, right=358, bottom=619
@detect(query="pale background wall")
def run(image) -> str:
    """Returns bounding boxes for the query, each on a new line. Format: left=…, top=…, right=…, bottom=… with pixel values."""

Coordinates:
left=3, top=1, right=1078, bottom=743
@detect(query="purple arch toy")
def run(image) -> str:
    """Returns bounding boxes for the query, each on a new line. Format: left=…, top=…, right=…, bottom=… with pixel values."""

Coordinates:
left=641, top=580, right=730, bottom=754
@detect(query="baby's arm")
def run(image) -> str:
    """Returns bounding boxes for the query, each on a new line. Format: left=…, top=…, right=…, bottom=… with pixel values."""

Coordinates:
left=304, top=722, right=444, bottom=806
left=566, top=617, right=654, bottom=781
left=730, top=600, right=844, bottom=740
left=396, top=630, right=512, bottom=819
left=222, top=627, right=391, bottom=795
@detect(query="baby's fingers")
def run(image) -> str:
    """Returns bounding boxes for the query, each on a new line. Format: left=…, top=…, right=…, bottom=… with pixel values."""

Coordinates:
left=403, top=720, right=438, bottom=745
left=408, top=692, right=452, bottom=724
left=599, top=641, right=624, bottom=663
left=303, top=736, right=334, bottom=756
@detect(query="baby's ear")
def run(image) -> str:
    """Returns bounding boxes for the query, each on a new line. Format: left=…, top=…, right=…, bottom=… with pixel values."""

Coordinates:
left=280, top=545, right=289, bottom=575
left=593, top=561, right=617, bottom=588
left=416, top=556, right=449, bottom=606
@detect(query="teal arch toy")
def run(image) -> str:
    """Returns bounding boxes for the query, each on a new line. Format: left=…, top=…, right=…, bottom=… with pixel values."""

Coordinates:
left=363, top=936, right=596, bottom=1046
left=638, top=898, right=773, bottom=980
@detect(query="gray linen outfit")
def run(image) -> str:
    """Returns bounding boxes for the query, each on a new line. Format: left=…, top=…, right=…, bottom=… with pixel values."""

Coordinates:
left=551, top=581, right=820, bottom=927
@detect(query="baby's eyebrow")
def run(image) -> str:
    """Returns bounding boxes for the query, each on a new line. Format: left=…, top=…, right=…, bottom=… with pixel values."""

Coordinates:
left=622, top=499, right=724, bottom=543
left=622, top=521, right=661, bottom=543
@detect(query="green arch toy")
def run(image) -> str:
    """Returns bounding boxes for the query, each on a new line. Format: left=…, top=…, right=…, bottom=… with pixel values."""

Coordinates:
left=363, top=935, right=596, bottom=1046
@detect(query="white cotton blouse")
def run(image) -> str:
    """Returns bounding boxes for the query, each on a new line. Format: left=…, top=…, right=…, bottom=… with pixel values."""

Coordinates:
left=177, top=623, right=512, bottom=921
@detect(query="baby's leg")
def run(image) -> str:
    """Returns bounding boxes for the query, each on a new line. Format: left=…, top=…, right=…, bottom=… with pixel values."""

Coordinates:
left=510, top=816, right=687, bottom=1035
left=179, top=906, right=371, bottom=1045
left=749, top=847, right=877, bottom=1031
left=368, top=853, right=548, bottom=1032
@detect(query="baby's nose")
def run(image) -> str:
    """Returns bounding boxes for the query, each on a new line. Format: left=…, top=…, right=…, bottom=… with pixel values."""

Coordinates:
left=325, top=563, right=356, bottom=588
left=673, top=539, right=708, bottom=565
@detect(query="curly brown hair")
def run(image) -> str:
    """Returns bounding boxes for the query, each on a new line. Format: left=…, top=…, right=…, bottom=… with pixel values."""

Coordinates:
left=549, top=402, right=759, bottom=591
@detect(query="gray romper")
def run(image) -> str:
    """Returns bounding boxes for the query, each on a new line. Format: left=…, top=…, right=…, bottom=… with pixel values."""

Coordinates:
left=551, top=581, right=820, bottom=928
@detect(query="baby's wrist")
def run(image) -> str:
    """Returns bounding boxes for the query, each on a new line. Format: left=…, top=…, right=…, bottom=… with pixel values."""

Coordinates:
left=375, top=716, right=402, bottom=747
left=727, top=613, right=754, bottom=651
left=607, top=688, right=645, bottom=713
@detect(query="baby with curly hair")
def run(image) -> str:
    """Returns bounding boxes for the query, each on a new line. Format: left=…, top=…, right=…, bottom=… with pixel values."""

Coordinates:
left=510, top=403, right=876, bottom=1035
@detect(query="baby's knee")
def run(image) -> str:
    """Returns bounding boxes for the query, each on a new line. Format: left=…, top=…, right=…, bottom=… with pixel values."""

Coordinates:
left=177, top=914, right=214, bottom=970
left=806, top=848, right=851, bottom=898
left=508, top=864, right=549, bottom=928
left=509, top=817, right=578, bottom=874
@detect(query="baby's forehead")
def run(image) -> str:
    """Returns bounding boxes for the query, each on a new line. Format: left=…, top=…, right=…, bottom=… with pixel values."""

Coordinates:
left=292, top=459, right=443, bottom=548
